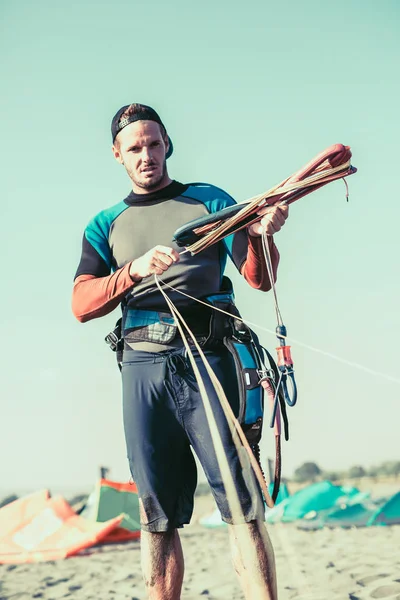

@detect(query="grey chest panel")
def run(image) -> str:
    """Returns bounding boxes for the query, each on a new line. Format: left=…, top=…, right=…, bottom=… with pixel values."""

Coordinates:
left=109, top=196, right=229, bottom=310
left=109, top=196, right=207, bottom=267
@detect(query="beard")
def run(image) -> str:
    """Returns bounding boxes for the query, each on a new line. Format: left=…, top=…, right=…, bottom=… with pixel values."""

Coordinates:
left=126, top=160, right=168, bottom=191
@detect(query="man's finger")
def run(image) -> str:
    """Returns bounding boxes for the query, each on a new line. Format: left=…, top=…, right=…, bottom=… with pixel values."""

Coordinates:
left=152, top=256, right=172, bottom=271
left=273, top=211, right=286, bottom=227
left=155, top=245, right=179, bottom=262
left=154, top=252, right=174, bottom=268
left=248, top=202, right=289, bottom=237
left=257, top=204, right=289, bottom=219
left=256, top=205, right=275, bottom=217
left=279, top=205, right=289, bottom=218
left=262, top=216, right=281, bottom=235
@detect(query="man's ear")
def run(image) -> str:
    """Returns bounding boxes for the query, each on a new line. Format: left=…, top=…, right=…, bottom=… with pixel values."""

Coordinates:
left=112, top=144, right=124, bottom=164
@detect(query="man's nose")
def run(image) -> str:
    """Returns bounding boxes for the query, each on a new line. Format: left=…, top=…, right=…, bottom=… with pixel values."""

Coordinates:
left=141, top=147, right=153, bottom=162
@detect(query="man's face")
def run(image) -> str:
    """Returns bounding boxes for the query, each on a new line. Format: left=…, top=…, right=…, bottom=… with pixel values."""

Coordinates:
left=112, top=120, right=170, bottom=193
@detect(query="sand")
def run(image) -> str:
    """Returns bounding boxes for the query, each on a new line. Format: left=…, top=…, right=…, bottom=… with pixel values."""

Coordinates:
left=1, top=494, right=400, bottom=600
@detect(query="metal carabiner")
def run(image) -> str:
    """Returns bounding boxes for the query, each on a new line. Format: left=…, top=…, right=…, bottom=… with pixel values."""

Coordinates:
left=269, top=366, right=298, bottom=430
left=281, top=368, right=297, bottom=407
left=275, top=324, right=298, bottom=409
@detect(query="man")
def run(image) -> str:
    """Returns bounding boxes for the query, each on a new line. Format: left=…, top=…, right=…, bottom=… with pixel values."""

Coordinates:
left=72, top=103, right=288, bottom=600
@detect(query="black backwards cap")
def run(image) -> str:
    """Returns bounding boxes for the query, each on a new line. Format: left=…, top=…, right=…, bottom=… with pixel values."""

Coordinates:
left=111, top=104, right=173, bottom=159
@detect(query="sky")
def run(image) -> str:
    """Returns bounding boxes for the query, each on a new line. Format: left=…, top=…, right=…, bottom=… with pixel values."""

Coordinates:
left=0, top=0, right=399, bottom=496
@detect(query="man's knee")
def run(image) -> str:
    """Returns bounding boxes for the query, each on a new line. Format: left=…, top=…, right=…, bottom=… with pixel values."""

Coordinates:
left=228, top=520, right=269, bottom=559
left=228, top=520, right=259, bottom=568
left=141, top=528, right=178, bottom=550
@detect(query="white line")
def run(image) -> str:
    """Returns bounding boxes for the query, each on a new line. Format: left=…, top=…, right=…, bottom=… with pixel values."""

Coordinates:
left=157, top=279, right=400, bottom=385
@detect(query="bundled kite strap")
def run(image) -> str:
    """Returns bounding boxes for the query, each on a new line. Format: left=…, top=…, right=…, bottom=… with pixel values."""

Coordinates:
left=173, top=143, right=356, bottom=254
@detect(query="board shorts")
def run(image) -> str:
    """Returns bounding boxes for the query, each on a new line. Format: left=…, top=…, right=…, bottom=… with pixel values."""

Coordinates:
left=121, top=344, right=264, bottom=532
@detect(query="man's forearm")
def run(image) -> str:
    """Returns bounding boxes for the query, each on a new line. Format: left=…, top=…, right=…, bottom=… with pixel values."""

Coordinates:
left=72, top=263, right=137, bottom=322
left=241, top=234, right=280, bottom=291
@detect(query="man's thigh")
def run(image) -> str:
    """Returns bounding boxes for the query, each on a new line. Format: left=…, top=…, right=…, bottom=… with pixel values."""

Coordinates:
left=121, top=350, right=197, bottom=532
left=184, top=345, right=264, bottom=524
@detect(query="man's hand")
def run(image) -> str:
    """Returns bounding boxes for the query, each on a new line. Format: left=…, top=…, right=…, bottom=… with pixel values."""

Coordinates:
left=129, top=245, right=180, bottom=281
left=247, top=204, right=289, bottom=237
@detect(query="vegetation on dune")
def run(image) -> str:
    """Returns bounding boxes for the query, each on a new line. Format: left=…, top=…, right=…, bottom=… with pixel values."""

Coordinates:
left=291, top=460, right=400, bottom=484
left=0, top=494, right=18, bottom=509
left=1, top=461, right=399, bottom=507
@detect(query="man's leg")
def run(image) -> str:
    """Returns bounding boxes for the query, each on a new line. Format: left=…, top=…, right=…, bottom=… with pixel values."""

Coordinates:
left=141, top=529, right=184, bottom=600
left=122, top=349, right=197, bottom=600
left=229, top=520, right=277, bottom=600
left=181, top=347, right=277, bottom=599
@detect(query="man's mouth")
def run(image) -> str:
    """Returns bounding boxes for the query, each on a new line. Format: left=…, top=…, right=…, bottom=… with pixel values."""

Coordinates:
left=141, top=165, right=157, bottom=174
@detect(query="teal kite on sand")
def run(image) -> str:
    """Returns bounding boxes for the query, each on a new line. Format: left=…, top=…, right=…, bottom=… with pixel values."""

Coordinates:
left=266, top=481, right=359, bottom=523
left=265, top=481, right=360, bottom=524
left=298, top=490, right=400, bottom=530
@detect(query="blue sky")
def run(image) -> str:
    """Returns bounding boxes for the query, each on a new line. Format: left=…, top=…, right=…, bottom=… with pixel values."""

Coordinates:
left=1, top=0, right=399, bottom=494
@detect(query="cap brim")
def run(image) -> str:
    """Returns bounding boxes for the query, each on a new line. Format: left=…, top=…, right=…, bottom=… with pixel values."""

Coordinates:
left=166, top=136, right=173, bottom=159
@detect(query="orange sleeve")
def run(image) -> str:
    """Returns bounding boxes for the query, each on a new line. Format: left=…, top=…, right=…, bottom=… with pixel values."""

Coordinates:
left=72, top=263, right=139, bottom=323
left=241, top=234, right=280, bottom=291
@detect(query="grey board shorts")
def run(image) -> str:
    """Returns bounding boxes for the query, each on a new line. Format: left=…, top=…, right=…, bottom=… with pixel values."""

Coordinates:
left=121, top=344, right=264, bottom=533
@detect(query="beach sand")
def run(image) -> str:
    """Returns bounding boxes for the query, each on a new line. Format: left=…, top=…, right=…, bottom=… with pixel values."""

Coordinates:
left=1, top=494, right=400, bottom=600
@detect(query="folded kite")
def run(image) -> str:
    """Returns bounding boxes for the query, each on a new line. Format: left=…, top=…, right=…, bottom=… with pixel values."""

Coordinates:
left=173, top=143, right=356, bottom=253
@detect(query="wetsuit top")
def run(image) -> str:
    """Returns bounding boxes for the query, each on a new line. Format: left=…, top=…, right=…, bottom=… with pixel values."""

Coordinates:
left=72, top=180, right=280, bottom=325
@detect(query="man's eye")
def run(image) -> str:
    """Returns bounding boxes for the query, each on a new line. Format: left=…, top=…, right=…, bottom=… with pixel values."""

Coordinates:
left=130, top=147, right=139, bottom=152
left=151, top=141, right=161, bottom=147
